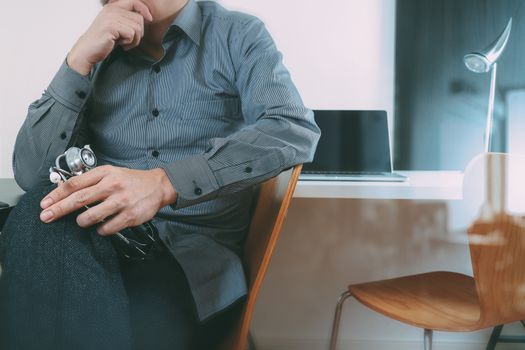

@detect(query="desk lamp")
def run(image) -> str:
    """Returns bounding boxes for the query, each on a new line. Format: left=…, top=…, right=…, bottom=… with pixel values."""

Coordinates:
left=464, top=18, right=513, bottom=215
left=463, top=18, right=512, bottom=153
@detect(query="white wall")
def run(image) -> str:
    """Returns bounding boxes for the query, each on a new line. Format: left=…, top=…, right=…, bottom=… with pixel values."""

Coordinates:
left=0, top=1, right=101, bottom=178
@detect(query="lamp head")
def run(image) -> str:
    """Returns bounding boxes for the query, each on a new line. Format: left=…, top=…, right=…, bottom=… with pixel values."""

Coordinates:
left=464, top=54, right=491, bottom=73
left=464, top=17, right=512, bottom=73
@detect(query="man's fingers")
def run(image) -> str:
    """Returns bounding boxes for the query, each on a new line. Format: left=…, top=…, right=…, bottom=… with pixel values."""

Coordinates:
left=112, top=0, right=153, bottom=22
left=76, top=199, right=121, bottom=228
left=117, top=8, right=145, bottom=26
left=96, top=210, right=137, bottom=236
left=128, top=0, right=153, bottom=22
left=40, top=183, right=111, bottom=223
left=40, top=167, right=107, bottom=209
left=115, top=17, right=143, bottom=49
left=113, top=21, right=136, bottom=46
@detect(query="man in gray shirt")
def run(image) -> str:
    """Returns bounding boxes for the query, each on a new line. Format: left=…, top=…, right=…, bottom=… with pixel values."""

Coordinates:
left=0, top=0, right=319, bottom=348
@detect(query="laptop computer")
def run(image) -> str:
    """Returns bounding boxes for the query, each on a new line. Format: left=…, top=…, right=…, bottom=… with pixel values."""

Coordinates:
left=300, top=110, right=407, bottom=182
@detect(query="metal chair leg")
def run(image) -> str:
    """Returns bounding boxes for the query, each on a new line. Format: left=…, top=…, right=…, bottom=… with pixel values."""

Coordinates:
left=424, top=329, right=433, bottom=350
left=248, top=332, right=256, bottom=350
left=485, top=325, right=503, bottom=350
left=329, top=291, right=353, bottom=350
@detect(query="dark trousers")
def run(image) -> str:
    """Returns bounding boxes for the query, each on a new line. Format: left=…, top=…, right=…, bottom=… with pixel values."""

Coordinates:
left=0, top=184, right=241, bottom=350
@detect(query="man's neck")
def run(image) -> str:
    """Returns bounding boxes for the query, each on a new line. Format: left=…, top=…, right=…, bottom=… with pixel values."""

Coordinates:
left=141, top=0, right=188, bottom=50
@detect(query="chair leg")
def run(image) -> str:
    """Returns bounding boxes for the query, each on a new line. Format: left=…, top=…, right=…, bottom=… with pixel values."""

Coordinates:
left=329, top=291, right=353, bottom=350
left=485, top=325, right=503, bottom=350
left=424, top=329, right=433, bottom=350
left=248, top=332, right=256, bottom=350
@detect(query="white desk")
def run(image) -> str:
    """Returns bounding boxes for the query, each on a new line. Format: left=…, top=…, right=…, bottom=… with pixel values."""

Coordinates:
left=0, top=171, right=463, bottom=205
left=0, top=179, right=25, bottom=206
left=295, top=171, right=463, bottom=200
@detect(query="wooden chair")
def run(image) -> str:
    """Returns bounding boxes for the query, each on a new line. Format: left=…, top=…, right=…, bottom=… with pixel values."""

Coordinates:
left=218, top=165, right=302, bottom=350
left=329, top=153, right=525, bottom=350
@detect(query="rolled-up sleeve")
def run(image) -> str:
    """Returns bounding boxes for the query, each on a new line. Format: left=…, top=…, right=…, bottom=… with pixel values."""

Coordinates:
left=12, top=60, right=93, bottom=191
left=161, top=17, right=320, bottom=209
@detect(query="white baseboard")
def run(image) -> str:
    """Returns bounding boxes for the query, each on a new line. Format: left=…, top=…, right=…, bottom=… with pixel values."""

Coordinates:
left=254, top=338, right=524, bottom=350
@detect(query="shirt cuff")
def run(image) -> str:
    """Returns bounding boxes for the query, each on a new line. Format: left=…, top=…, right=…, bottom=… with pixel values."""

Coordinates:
left=47, top=59, right=92, bottom=112
left=160, top=155, right=220, bottom=209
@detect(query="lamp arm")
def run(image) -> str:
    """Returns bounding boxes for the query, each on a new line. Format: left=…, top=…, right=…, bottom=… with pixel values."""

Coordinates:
left=484, top=63, right=497, bottom=153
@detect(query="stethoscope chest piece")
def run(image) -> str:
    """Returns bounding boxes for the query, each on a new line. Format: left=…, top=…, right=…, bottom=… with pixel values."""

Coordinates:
left=49, top=145, right=97, bottom=183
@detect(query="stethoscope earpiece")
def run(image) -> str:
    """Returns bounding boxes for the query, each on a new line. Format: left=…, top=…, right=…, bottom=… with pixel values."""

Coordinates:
left=49, top=171, right=62, bottom=184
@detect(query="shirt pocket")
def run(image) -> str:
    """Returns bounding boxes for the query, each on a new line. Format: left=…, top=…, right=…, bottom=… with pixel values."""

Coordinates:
left=178, top=97, right=241, bottom=121
left=28, top=94, right=55, bottom=127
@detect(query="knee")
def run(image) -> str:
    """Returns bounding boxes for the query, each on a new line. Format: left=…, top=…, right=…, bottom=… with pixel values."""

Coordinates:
left=0, top=184, right=83, bottom=264
left=2, top=184, right=57, bottom=238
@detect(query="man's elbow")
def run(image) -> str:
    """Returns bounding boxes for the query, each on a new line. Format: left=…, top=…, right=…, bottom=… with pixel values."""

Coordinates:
left=12, top=153, right=42, bottom=192
left=292, top=127, right=321, bottom=165
left=13, top=166, right=34, bottom=193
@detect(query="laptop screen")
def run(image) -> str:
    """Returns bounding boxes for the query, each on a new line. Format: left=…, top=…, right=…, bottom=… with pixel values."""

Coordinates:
left=303, top=110, right=392, bottom=173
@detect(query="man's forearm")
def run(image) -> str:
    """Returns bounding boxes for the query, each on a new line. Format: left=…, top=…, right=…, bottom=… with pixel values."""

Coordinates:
left=13, top=0, right=153, bottom=191
left=161, top=114, right=319, bottom=209
left=13, top=61, right=92, bottom=191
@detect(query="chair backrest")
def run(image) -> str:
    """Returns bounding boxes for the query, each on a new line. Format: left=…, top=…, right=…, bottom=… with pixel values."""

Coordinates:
left=219, top=165, right=302, bottom=350
left=464, top=153, right=525, bottom=328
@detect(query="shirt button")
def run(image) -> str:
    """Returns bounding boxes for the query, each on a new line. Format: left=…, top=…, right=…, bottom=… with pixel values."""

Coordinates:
left=153, top=65, right=161, bottom=73
left=152, top=108, right=160, bottom=117
left=194, top=187, right=202, bottom=196
left=151, top=150, right=160, bottom=158
left=245, top=166, right=253, bottom=173
left=60, top=132, right=67, bottom=140
left=75, top=90, right=87, bottom=99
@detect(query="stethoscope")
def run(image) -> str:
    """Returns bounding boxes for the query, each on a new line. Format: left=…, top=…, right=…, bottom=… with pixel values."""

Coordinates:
left=49, top=145, right=97, bottom=183
left=48, top=145, right=162, bottom=261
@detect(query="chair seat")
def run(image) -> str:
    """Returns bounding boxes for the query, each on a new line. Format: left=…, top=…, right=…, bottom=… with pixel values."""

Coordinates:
left=349, top=271, right=482, bottom=331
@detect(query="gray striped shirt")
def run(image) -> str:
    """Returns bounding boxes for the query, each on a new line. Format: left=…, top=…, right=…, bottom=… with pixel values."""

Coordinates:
left=13, top=0, right=320, bottom=320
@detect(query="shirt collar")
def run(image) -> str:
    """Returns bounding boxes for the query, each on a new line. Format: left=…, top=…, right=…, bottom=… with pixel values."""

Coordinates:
left=171, top=0, right=202, bottom=46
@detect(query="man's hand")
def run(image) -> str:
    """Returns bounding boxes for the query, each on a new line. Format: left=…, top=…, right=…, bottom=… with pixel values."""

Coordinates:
left=68, top=0, right=153, bottom=75
left=39, top=166, right=177, bottom=235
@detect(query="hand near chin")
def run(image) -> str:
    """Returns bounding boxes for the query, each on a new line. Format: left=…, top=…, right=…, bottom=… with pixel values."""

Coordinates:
left=39, top=165, right=177, bottom=236
left=68, top=0, right=153, bottom=75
